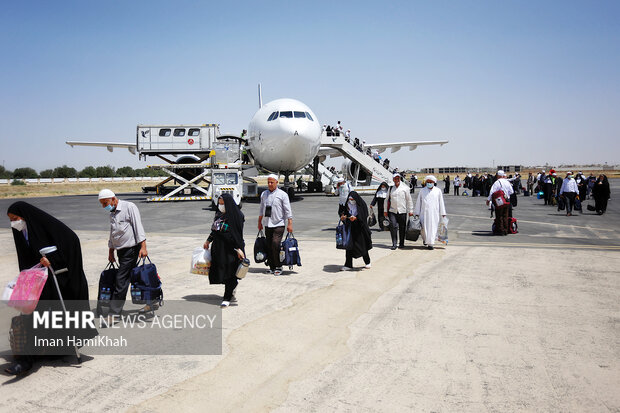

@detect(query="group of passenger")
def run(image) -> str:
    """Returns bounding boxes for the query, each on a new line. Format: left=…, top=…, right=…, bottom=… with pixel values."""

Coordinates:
left=4, top=168, right=611, bottom=375
left=534, top=169, right=611, bottom=215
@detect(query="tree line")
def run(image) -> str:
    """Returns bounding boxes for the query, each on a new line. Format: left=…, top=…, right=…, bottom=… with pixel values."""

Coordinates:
left=0, top=165, right=167, bottom=179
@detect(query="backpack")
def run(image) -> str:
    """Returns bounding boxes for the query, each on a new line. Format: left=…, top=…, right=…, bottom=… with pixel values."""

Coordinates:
left=130, top=257, right=163, bottom=307
left=254, top=230, right=268, bottom=263
left=509, top=218, right=518, bottom=234
left=280, top=233, right=301, bottom=269
left=491, top=189, right=510, bottom=209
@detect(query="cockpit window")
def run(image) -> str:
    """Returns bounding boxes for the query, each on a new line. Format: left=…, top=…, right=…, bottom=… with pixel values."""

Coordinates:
left=305, top=112, right=314, bottom=121
left=267, top=112, right=278, bottom=121
left=279, top=111, right=293, bottom=118
left=293, top=111, right=306, bottom=118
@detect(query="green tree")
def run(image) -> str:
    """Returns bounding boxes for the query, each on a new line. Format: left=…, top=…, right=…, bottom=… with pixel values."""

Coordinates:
left=116, top=166, right=135, bottom=177
left=39, top=169, right=54, bottom=178
left=12, top=167, right=39, bottom=179
left=0, top=165, right=13, bottom=179
left=96, top=165, right=116, bottom=177
left=78, top=166, right=97, bottom=178
left=53, top=165, right=78, bottom=178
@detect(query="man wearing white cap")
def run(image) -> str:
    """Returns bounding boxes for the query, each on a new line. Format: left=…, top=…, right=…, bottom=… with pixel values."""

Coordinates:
left=258, top=175, right=293, bottom=276
left=559, top=171, right=579, bottom=216
left=98, top=189, right=148, bottom=314
left=414, top=175, right=447, bottom=250
left=385, top=173, right=413, bottom=250
left=486, top=171, right=514, bottom=235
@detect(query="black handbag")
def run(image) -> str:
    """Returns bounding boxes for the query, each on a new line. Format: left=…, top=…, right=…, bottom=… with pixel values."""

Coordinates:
left=254, top=230, right=268, bottom=263
left=97, top=262, right=118, bottom=307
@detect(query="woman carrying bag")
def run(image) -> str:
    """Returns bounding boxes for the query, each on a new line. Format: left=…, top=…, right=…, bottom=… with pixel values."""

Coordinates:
left=6, top=201, right=96, bottom=375
left=203, top=194, right=246, bottom=308
left=340, top=191, right=373, bottom=271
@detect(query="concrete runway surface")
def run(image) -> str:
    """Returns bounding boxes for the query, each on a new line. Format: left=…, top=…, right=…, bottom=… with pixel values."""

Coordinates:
left=0, top=182, right=618, bottom=412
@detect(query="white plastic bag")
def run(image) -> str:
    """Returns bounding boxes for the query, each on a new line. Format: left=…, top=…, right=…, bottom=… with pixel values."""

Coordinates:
left=437, top=217, right=449, bottom=245
left=190, top=247, right=211, bottom=275
left=2, top=277, right=18, bottom=302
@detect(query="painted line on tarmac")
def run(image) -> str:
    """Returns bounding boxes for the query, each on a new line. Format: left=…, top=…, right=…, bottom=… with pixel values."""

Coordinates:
left=449, top=241, right=620, bottom=251
left=449, top=213, right=615, bottom=232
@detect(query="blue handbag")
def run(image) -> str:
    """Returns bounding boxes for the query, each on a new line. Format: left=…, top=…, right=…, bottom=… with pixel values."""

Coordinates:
left=130, top=257, right=163, bottom=306
left=336, top=220, right=351, bottom=250
left=280, top=233, right=301, bottom=269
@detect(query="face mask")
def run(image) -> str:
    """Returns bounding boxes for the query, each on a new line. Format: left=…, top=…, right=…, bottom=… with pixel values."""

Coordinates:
left=348, top=199, right=356, bottom=205
left=567, top=175, right=573, bottom=179
left=218, top=204, right=226, bottom=213
left=426, top=183, right=434, bottom=189
left=10, top=219, right=27, bottom=232
left=104, top=204, right=115, bottom=212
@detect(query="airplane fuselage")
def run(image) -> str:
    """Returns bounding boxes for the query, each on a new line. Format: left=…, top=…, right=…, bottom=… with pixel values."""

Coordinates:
left=247, top=98, right=322, bottom=173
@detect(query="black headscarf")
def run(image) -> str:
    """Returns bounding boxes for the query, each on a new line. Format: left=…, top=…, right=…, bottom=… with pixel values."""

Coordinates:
left=216, top=194, right=245, bottom=252
left=7, top=201, right=90, bottom=303
left=374, top=181, right=389, bottom=197
left=347, top=191, right=369, bottom=224
left=7, top=202, right=97, bottom=347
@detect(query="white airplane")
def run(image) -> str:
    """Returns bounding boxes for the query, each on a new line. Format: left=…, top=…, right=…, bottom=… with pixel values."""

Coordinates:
left=67, top=86, right=448, bottom=188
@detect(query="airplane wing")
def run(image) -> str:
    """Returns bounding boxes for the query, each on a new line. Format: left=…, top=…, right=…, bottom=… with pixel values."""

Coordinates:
left=365, top=140, right=449, bottom=154
left=318, top=140, right=449, bottom=158
left=66, top=141, right=137, bottom=155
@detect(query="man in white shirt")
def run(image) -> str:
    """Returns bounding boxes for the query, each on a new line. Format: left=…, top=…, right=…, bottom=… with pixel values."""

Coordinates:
left=453, top=175, right=461, bottom=196
left=384, top=174, right=413, bottom=249
left=560, top=171, right=579, bottom=216
left=98, top=189, right=148, bottom=315
left=258, top=174, right=293, bottom=276
left=486, top=170, right=514, bottom=235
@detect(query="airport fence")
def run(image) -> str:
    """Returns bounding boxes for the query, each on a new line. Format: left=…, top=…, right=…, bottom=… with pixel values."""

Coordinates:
left=0, top=177, right=162, bottom=185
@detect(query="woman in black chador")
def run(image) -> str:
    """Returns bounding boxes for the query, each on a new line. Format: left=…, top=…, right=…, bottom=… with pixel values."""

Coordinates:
left=203, top=194, right=245, bottom=307
left=592, top=174, right=611, bottom=215
left=6, top=201, right=96, bottom=375
left=370, top=182, right=389, bottom=231
left=340, top=191, right=373, bottom=271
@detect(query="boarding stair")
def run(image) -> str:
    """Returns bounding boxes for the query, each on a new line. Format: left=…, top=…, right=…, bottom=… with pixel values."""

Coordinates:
left=320, top=132, right=393, bottom=185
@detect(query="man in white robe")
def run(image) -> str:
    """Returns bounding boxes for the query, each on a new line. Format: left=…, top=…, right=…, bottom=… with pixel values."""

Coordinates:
left=413, top=175, right=447, bottom=250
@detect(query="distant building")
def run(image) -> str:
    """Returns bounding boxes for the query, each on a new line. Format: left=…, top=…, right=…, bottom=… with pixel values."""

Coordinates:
left=421, top=165, right=523, bottom=174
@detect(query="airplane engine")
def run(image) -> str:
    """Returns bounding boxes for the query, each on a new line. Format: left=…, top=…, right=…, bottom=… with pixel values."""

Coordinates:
left=341, top=159, right=373, bottom=186
left=175, top=155, right=204, bottom=182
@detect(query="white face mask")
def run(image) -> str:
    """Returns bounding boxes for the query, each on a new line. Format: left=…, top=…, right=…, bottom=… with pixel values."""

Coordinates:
left=348, top=199, right=356, bottom=205
left=218, top=204, right=226, bottom=213
left=10, top=219, right=27, bottom=232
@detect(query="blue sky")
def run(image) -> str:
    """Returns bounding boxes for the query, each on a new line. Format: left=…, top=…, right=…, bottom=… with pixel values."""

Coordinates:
left=1, top=0, right=619, bottom=172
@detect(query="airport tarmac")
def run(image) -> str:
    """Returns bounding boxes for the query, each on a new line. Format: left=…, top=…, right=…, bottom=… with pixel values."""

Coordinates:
left=0, top=182, right=618, bottom=412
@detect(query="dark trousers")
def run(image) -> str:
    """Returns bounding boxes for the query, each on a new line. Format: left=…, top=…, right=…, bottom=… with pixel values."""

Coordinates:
left=110, top=244, right=140, bottom=315
left=454, top=186, right=460, bottom=196
left=563, top=192, right=576, bottom=214
left=375, top=199, right=385, bottom=230
left=345, top=250, right=370, bottom=267
left=389, top=212, right=407, bottom=246
left=223, top=277, right=238, bottom=301
left=495, top=207, right=510, bottom=235
left=544, top=183, right=553, bottom=205
left=265, top=226, right=285, bottom=270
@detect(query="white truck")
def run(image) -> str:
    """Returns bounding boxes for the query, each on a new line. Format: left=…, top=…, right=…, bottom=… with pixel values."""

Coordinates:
left=137, top=124, right=257, bottom=206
